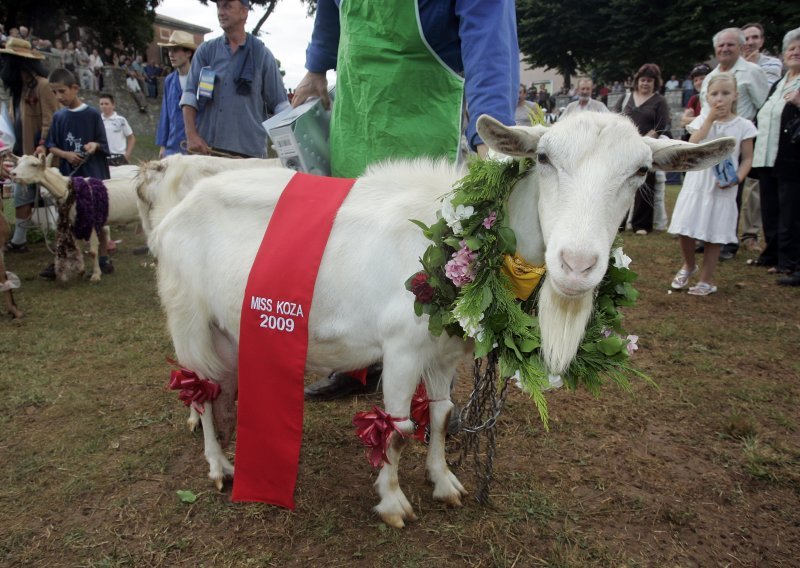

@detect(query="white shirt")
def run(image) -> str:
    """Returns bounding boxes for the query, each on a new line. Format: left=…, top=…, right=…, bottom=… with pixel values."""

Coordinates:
left=101, top=112, right=133, bottom=155
left=665, top=79, right=680, bottom=90
left=700, top=57, right=769, bottom=121
left=753, top=74, right=800, bottom=168
left=560, top=98, right=609, bottom=118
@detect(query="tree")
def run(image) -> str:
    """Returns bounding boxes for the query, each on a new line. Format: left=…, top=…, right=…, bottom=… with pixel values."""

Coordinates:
left=1, top=0, right=159, bottom=52
left=517, top=0, right=800, bottom=85
left=197, top=0, right=317, bottom=36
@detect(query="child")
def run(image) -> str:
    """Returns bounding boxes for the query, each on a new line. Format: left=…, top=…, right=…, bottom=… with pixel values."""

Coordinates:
left=46, top=68, right=110, bottom=180
left=99, top=93, right=135, bottom=166
left=668, top=72, right=757, bottom=296
left=41, top=68, right=112, bottom=279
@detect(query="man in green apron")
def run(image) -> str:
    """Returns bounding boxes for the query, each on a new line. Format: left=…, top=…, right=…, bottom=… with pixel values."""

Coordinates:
left=295, top=0, right=520, bottom=399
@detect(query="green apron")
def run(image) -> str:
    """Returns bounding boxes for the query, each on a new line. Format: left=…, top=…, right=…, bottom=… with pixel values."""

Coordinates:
left=330, top=0, right=465, bottom=178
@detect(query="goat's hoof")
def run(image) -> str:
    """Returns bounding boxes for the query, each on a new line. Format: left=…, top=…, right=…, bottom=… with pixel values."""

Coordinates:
left=187, top=413, right=200, bottom=432
left=214, top=477, right=224, bottom=491
left=436, top=492, right=463, bottom=508
left=379, top=512, right=406, bottom=529
left=89, top=274, right=101, bottom=283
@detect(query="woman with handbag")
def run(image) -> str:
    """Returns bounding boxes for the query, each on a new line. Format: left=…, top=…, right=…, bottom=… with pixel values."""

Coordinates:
left=751, top=27, right=800, bottom=285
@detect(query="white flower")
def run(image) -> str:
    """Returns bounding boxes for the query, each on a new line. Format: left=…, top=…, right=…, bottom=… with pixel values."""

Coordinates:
left=457, top=312, right=484, bottom=339
left=611, top=247, right=632, bottom=269
left=441, top=199, right=475, bottom=234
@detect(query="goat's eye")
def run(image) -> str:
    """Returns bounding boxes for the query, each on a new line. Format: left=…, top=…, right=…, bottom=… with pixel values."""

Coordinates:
left=635, top=166, right=649, bottom=176
left=537, top=153, right=550, bottom=165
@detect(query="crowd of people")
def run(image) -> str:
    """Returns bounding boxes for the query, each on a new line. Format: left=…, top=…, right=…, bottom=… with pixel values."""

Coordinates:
left=1, top=3, right=799, bottom=303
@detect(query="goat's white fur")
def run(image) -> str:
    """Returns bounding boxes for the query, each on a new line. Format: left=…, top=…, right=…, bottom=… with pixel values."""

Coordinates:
left=151, top=113, right=734, bottom=526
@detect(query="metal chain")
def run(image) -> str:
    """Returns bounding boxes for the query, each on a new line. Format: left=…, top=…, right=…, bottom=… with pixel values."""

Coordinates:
left=448, top=352, right=512, bottom=505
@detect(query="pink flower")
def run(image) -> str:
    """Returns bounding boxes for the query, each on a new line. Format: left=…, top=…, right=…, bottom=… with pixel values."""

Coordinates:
left=444, top=241, right=478, bottom=287
left=601, top=327, right=613, bottom=338
left=626, top=334, right=639, bottom=356
left=482, top=211, right=497, bottom=229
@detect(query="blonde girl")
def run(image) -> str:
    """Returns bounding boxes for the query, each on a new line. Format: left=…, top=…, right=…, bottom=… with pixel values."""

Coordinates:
left=667, top=73, right=757, bottom=296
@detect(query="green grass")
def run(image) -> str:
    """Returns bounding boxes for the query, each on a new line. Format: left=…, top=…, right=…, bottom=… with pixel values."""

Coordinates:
left=0, top=185, right=798, bottom=566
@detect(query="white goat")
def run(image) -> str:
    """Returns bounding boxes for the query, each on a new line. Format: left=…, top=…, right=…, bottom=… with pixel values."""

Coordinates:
left=136, top=154, right=280, bottom=239
left=151, top=113, right=733, bottom=527
left=10, top=155, right=140, bottom=282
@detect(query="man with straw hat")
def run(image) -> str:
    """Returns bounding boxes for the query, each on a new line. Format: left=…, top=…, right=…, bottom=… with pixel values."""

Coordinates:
left=157, top=30, right=198, bottom=158
left=0, top=38, right=59, bottom=254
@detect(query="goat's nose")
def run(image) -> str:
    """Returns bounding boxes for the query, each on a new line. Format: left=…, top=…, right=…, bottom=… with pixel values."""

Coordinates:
left=560, top=249, right=598, bottom=276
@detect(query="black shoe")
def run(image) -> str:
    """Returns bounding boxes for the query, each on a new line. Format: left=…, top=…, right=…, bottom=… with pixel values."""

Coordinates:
left=132, top=245, right=150, bottom=255
left=719, top=250, right=735, bottom=261
left=777, top=272, right=800, bottom=286
left=304, top=364, right=382, bottom=401
left=4, top=241, right=30, bottom=253
left=39, top=263, right=56, bottom=281
left=100, top=259, right=114, bottom=274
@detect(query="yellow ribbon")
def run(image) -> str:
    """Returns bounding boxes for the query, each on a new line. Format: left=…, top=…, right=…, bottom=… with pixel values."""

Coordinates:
left=501, top=253, right=546, bottom=301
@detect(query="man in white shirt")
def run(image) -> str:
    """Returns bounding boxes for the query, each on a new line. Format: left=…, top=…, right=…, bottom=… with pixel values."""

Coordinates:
left=742, top=22, right=783, bottom=87
left=665, top=75, right=680, bottom=90
left=559, top=78, right=608, bottom=118
left=98, top=94, right=135, bottom=166
left=700, top=27, right=769, bottom=257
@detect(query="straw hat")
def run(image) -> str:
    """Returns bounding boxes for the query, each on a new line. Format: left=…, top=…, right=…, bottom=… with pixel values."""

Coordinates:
left=0, top=37, right=45, bottom=60
left=157, top=30, right=198, bottom=51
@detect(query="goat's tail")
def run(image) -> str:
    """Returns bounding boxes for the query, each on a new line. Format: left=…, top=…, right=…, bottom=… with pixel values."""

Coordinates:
left=537, top=279, right=593, bottom=374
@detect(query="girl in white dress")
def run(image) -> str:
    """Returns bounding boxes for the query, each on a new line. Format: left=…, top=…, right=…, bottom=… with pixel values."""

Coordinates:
left=668, top=73, right=757, bottom=296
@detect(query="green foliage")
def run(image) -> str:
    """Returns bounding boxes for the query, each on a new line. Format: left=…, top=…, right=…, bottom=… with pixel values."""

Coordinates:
left=516, top=0, right=800, bottom=84
left=177, top=490, right=198, bottom=504
left=407, top=157, right=648, bottom=428
left=1, top=0, right=159, bottom=52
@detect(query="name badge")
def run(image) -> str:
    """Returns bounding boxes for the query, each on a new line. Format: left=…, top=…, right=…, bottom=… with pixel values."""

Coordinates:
left=198, top=67, right=215, bottom=99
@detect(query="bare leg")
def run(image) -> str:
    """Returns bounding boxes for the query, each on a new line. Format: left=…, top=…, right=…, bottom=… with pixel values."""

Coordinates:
left=678, top=235, right=697, bottom=271
left=699, top=243, right=721, bottom=284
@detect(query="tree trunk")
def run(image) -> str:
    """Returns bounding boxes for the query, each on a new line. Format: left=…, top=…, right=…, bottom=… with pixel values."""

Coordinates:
left=251, top=0, right=280, bottom=36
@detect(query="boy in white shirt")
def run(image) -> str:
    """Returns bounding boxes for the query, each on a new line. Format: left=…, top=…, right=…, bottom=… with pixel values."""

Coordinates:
left=98, top=93, right=135, bottom=166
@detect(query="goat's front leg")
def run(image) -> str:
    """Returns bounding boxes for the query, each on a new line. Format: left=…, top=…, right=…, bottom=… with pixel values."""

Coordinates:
left=88, top=230, right=102, bottom=282
left=426, top=398, right=467, bottom=506
left=374, top=350, right=420, bottom=528
left=199, top=402, right=234, bottom=490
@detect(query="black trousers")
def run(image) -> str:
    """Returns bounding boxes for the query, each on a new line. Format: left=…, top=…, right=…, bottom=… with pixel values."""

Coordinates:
left=778, top=176, right=800, bottom=273
left=631, top=171, right=655, bottom=232
left=758, top=170, right=780, bottom=266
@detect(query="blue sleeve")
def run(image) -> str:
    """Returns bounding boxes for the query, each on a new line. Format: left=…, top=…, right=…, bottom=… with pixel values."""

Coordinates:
left=260, top=46, right=289, bottom=114
left=455, top=0, right=519, bottom=149
left=181, top=43, right=208, bottom=109
left=304, top=0, right=340, bottom=73
left=157, top=74, right=172, bottom=146
left=45, top=112, right=61, bottom=149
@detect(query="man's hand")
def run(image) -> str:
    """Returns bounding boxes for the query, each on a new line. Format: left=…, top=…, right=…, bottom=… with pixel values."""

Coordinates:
left=292, top=72, right=330, bottom=109
left=84, top=142, right=99, bottom=154
left=186, top=131, right=210, bottom=155
left=34, top=144, right=46, bottom=157
left=158, top=147, right=166, bottom=159
left=476, top=144, right=489, bottom=159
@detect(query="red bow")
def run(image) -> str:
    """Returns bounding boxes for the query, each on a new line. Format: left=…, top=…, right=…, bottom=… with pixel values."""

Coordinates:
left=352, top=407, right=406, bottom=468
left=410, top=382, right=430, bottom=441
left=167, top=361, right=221, bottom=414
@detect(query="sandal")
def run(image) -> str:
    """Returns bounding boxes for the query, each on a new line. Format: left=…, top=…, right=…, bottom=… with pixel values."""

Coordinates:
left=687, top=282, right=717, bottom=296
left=767, top=266, right=790, bottom=275
left=671, top=265, right=698, bottom=289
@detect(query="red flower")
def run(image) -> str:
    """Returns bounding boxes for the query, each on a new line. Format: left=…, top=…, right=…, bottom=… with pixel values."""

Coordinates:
left=410, top=272, right=435, bottom=304
left=352, top=407, right=406, bottom=468
left=410, top=382, right=430, bottom=441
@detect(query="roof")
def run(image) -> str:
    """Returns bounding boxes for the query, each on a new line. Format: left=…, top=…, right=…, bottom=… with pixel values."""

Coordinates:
left=154, top=13, right=212, bottom=35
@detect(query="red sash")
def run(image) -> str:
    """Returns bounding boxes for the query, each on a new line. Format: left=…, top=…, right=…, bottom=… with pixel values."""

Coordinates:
left=233, top=172, right=356, bottom=509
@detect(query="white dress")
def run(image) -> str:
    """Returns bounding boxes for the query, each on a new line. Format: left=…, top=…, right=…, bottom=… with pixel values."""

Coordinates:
left=668, top=115, right=757, bottom=243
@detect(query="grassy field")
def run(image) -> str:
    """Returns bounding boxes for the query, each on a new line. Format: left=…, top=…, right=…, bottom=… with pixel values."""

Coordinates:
left=1, top=185, right=798, bottom=566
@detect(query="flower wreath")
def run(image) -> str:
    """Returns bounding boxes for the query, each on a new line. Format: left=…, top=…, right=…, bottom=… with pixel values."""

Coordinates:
left=405, top=156, right=649, bottom=427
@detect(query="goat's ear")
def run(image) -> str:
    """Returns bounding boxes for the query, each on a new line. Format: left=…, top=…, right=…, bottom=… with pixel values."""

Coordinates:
left=644, top=136, right=736, bottom=172
left=477, top=115, right=546, bottom=158
left=45, top=153, right=54, bottom=168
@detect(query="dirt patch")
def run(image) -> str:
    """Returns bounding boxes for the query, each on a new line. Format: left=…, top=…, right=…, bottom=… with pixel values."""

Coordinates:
left=1, top=216, right=799, bottom=566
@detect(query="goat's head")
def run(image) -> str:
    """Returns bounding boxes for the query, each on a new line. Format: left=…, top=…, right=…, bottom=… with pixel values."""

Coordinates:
left=135, top=158, right=170, bottom=236
left=9, top=154, right=46, bottom=185
left=478, top=113, right=734, bottom=298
